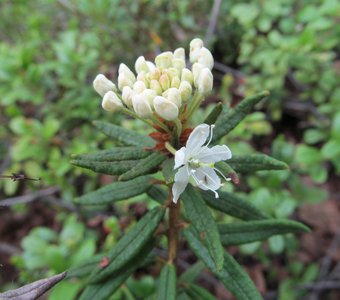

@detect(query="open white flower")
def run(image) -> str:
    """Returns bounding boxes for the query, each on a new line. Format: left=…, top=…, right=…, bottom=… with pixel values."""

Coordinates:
left=172, top=124, right=232, bottom=203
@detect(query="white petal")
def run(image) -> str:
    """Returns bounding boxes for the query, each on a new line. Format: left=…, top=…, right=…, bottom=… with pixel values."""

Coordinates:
left=174, top=147, right=187, bottom=169
left=186, top=124, right=210, bottom=154
left=196, top=145, right=232, bottom=163
left=194, top=166, right=221, bottom=191
left=172, top=166, right=190, bottom=203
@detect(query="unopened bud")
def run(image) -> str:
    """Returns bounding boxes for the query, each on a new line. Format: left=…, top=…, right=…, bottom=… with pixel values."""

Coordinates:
left=190, top=38, right=204, bottom=63
left=150, top=68, right=161, bottom=80
left=153, top=96, right=179, bottom=121
left=102, top=91, right=123, bottom=112
left=179, top=81, right=192, bottom=101
left=159, top=73, right=170, bottom=91
left=155, top=51, right=173, bottom=69
left=118, top=73, right=134, bottom=91
left=171, top=76, right=181, bottom=88
left=141, top=89, right=157, bottom=106
left=172, top=58, right=186, bottom=72
left=197, top=68, right=213, bottom=94
left=173, top=48, right=185, bottom=61
left=119, top=63, right=136, bottom=83
left=133, top=81, right=147, bottom=94
left=135, top=56, right=149, bottom=74
left=166, top=68, right=179, bottom=80
left=197, top=47, right=214, bottom=70
left=181, top=68, right=194, bottom=85
left=137, top=71, right=149, bottom=86
left=150, top=79, right=162, bottom=95
left=163, top=88, right=182, bottom=108
left=132, top=94, right=153, bottom=118
left=93, top=74, right=116, bottom=97
left=122, top=86, right=134, bottom=107
left=146, top=61, right=156, bottom=72
left=192, top=63, right=205, bottom=87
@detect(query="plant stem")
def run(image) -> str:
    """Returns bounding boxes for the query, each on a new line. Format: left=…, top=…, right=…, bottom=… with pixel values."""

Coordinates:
left=168, top=191, right=181, bottom=263
left=184, top=92, right=205, bottom=121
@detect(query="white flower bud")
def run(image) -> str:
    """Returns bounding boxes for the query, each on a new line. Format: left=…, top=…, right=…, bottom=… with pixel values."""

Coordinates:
left=118, top=63, right=136, bottom=83
left=172, top=58, right=186, bottom=72
left=166, top=68, right=179, bottom=80
left=159, top=73, right=170, bottom=91
left=132, top=94, right=153, bottom=118
left=171, top=76, right=181, bottom=88
left=173, top=47, right=185, bottom=61
left=153, top=96, right=179, bottom=121
left=141, top=89, right=157, bottom=106
left=118, top=73, right=134, bottom=91
left=135, top=56, right=149, bottom=74
left=197, top=68, right=213, bottom=94
left=197, top=47, right=214, bottom=70
left=133, top=81, right=147, bottom=94
left=150, top=68, right=161, bottom=80
left=179, top=81, right=192, bottom=102
left=137, top=71, right=149, bottom=86
left=93, top=74, right=116, bottom=97
left=102, top=91, right=123, bottom=112
left=150, top=79, right=162, bottom=95
left=192, top=63, right=205, bottom=87
left=146, top=61, right=156, bottom=72
left=122, top=86, right=134, bottom=107
left=155, top=51, right=173, bottom=69
left=190, top=38, right=204, bottom=63
left=163, top=88, right=182, bottom=108
left=181, top=68, right=194, bottom=85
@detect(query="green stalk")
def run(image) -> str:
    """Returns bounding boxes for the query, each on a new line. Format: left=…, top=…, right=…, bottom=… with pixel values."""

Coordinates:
left=184, top=92, right=205, bottom=121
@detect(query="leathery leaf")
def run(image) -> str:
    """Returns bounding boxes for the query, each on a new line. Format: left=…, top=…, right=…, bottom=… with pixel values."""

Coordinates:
left=183, top=227, right=263, bottom=300
left=182, top=185, right=224, bottom=271
left=219, top=219, right=309, bottom=246
left=93, top=120, right=155, bottom=147
left=119, top=152, right=166, bottom=181
left=90, top=206, right=165, bottom=283
left=74, top=175, right=153, bottom=205
left=212, top=91, right=269, bottom=142
left=156, top=263, right=177, bottom=300
left=204, top=102, right=223, bottom=125
left=185, top=284, right=218, bottom=300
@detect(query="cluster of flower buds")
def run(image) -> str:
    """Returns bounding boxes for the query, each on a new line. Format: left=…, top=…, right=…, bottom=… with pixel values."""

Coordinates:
left=93, top=38, right=214, bottom=122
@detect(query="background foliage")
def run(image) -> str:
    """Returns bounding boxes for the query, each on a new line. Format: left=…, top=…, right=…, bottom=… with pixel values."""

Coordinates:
left=0, top=0, right=339, bottom=299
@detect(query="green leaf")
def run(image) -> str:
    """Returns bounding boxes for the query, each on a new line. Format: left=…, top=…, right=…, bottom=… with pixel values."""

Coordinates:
left=185, top=284, right=218, bottom=300
left=178, top=261, right=205, bottom=284
left=182, top=185, right=224, bottom=271
left=93, top=120, right=155, bottom=147
left=119, top=152, right=166, bottom=181
left=66, top=254, right=103, bottom=278
left=218, top=219, right=310, bottom=246
left=226, top=154, right=288, bottom=173
left=161, top=158, right=176, bottom=183
left=90, top=207, right=165, bottom=283
left=71, top=159, right=138, bottom=175
left=212, top=91, right=270, bottom=142
left=147, top=185, right=168, bottom=204
left=74, top=176, right=153, bottom=205
left=204, top=102, right=223, bottom=125
left=79, top=241, right=154, bottom=300
left=183, top=228, right=263, bottom=300
left=71, top=147, right=151, bottom=161
left=201, top=190, right=268, bottom=221
left=156, top=263, right=177, bottom=300
left=215, top=161, right=239, bottom=183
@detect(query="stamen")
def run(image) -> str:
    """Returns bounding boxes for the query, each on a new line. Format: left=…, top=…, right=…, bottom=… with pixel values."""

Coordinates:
left=191, top=168, right=220, bottom=198
left=213, top=167, right=232, bottom=182
left=205, top=124, right=215, bottom=147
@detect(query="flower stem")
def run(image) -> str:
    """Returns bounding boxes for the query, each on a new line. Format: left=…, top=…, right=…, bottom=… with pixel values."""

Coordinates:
left=164, top=142, right=177, bottom=156
left=168, top=194, right=181, bottom=263
left=184, top=92, right=205, bottom=121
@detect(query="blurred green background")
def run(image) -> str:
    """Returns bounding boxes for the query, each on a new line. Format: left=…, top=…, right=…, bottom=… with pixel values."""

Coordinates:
left=0, top=0, right=339, bottom=299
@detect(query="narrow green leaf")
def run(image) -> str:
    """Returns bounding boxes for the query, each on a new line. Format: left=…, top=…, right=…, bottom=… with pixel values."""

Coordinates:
left=212, top=91, right=270, bottom=142
left=227, top=154, right=288, bottom=173
left=74, top=176, right=153, bottom=205
left=219, top=219, right=309, bottom=246
left=161, top=158, right=176, bottom=183
left=71, top=159, right=137, bottom=176
left=182, top=185, right=224, bottom=271
left=178, top=261, right=205, bottom=284
left=204, top=102, right=223, bottom=125
left=66, top=254, right=103, bottom=278
left=201, top=190, right=268, bottom=221
left=183, top=228, right=263, bottom=300
left=185, top=284, right=218, bottom=300
left=156, top=263, right=177, bottom=300
left=93, top=120, right=155, bottom=147
left=90, top=207, right=165, bottom=283
left=119, top=152, right=166, bottom=181
left=79, top=241, right=154, bottom=300
left=71, top=147, right=151, bottom=161
left=147, top=185, right=168, bottom=204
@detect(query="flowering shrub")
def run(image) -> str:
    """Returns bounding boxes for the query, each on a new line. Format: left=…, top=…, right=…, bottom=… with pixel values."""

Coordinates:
left=68, top=38, right=309, bottom=300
